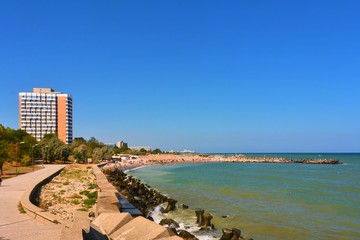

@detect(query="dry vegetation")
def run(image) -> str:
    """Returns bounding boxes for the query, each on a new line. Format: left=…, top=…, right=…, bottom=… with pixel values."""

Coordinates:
left=38, top=164, right=98, bottom=222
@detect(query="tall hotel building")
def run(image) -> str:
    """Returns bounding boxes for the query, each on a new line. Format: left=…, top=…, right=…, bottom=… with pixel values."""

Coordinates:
left=19, top=88, right=73, bottom=144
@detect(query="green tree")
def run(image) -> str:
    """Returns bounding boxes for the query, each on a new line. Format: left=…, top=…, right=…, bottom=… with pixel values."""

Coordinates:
left=0, top=124, right=39, bottom=170
left=21, top=154, right=31, bottom=165
left=86, top=137, right=100, bottom=158
left=113, top=146, right=120, bottom=154
left=102, top=146, right=113, bottom=160
left=73, top=144, right=88, bottom=163
left=0, top=140, right=9, bottom=175
left=151, top=148, right=162, bottom=154
left=55, top=145, right=71, bottom=163
left=119, top=143, right=129, bottom=153
left=92, top=146, right=112, bottom=163
left=71, top=137, right=86, bottom=149
left=39, top=133, right=68, bottom=163
left=139, top=148, right=147, bottom=155
left=92, top=147, right=103, bottom=163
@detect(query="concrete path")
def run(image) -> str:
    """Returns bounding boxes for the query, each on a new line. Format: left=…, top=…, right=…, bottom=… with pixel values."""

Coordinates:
left=0, top=165, right=65, bottom=240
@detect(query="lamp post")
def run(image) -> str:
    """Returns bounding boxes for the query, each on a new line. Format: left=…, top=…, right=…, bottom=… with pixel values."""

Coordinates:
left=32, top=144, right=38, bottom=171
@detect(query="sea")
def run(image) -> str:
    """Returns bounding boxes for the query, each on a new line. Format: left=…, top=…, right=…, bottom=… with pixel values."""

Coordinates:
left=129, top=153, right=360, bottom=240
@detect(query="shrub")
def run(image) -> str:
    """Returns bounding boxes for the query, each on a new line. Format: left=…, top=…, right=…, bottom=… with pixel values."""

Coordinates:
left=88, top=183, right=97, bottom=189
left=71, top=199, right=81, bottom=205
left=86, top=191, right=97, bottom=199
left=80, top=190, right=90, bottom=195
left=18, top=202, right=26, bottom=214
left=83, top=198, right=96, bottom=208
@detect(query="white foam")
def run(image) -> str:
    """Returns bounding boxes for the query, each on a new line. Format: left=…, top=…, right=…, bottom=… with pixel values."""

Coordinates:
left=149, top=205, right=217, bottom=239
left=124, top=165, right=148, bottom=173
left=149, top=204, right=166, bottom=223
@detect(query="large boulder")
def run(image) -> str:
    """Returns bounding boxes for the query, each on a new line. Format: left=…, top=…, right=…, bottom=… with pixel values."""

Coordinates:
left=159, top=218, right=180, bottom=228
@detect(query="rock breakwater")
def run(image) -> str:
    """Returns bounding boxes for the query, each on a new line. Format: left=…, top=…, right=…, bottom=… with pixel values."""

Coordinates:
left=103, top=168, right=171, bottom=217
left=103, top=167, right=253, bottom=240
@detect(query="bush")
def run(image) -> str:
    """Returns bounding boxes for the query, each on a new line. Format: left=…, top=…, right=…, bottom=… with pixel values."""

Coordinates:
left=71, top=199, right=81, bottom=205
left=86, top=191, right=97, bottom=199
left=83, top=198, right=96, bottom=208
left=80, top=190, right=90, bottom=195
left=88, top=183, right=97, bottom=189
left=18, top=202, right=26, bottom=213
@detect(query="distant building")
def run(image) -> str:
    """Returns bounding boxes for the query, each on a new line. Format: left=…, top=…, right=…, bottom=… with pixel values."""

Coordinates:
left=129, top=146, right=151, bottom=151
left=116, top=140, right=128, bottom=149
left=19, top=88, right=73, bottom=144
left=117, top=140, right=124, bottom=148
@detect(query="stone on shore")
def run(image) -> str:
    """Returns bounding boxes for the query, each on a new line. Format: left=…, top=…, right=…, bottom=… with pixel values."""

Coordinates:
left=159, top=218, right=180, bottom=228
left=178, top=230, right=199, bottom=240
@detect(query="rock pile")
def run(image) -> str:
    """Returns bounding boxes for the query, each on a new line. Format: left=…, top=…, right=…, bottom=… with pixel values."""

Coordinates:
left=103, top=168, right=173, bottom=217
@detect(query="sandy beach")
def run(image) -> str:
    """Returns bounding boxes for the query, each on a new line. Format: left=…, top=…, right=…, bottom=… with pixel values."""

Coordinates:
left=103, top=154, right=340, bottom=171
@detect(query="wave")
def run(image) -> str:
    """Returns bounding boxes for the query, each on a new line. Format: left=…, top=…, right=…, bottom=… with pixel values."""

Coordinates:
left=148, top=204, right=218, bottom=240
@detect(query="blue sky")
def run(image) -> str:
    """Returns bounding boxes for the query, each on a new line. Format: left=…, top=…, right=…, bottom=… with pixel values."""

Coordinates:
left=0, top=1, right=359, bottom=152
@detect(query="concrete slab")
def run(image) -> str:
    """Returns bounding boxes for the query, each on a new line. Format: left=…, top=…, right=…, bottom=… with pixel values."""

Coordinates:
left=74, top=210, right=90, bottom=232
left=109, top=216, right=172, bottom=240
left=157, top=237, right=183, bottom=240
left=92, top=212, right=133, bottom=235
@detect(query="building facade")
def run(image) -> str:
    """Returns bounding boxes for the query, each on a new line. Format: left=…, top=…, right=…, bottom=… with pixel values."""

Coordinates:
left=19, top=88, right=73, bottom=144
left=116, top=140, right=124, bottom=148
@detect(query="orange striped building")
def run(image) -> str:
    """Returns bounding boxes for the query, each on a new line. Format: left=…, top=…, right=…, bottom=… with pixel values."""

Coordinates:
left=19, top=88, right=73, bottom=144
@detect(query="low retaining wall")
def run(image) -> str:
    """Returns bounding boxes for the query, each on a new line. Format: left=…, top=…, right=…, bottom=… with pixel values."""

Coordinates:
left=92, top=165, right=120, bottom=215
left=20, top=166, right=72, bottom=227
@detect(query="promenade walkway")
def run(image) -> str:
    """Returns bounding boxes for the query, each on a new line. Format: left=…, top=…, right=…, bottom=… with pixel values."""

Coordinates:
left=0, top=165, right=65, bottom=240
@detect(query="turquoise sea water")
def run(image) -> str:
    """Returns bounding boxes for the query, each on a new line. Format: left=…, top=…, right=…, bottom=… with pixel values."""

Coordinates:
left=130, top=153, right=360, bottom=240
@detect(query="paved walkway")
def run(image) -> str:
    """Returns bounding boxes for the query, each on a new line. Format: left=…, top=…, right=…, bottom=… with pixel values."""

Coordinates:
left=0, top=165, right=65, bottom=240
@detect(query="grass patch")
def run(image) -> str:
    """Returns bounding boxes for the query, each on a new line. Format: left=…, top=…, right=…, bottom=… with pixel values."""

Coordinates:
left=63, top=181, right=70, bottom=185
left=86, top=191, right=98, bottom=199
left=60, top=190, right=66, bottom=194
left=80, top=190, right=90, bottom=196
left=77, top=208, right=88, bottom=212
left=88, top=183, right=97, bottom=189
left=83, top=198, right=96, bottom=208
left=60, top=169, right=87, bottom=181
left=18, top=202, right=26, bottom=213
left=71, top=199, right=81, bottom=205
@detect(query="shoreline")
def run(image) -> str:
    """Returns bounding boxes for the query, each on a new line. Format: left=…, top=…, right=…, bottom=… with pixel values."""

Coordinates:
left=104, top=153, right=341, bottom=171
